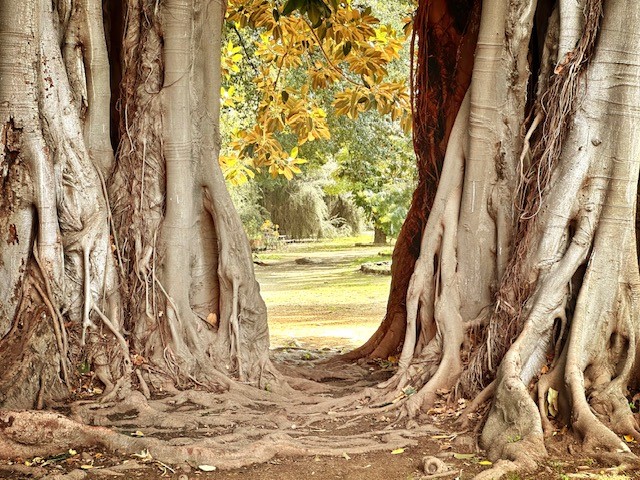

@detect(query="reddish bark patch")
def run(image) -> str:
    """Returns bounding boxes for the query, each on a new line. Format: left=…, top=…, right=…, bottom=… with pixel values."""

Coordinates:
left=346, top=0, right=482, bottom=360
left=6, top=224, right=18, bottom=244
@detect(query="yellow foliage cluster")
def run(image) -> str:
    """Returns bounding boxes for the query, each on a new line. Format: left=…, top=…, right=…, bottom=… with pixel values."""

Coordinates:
left=221, top=0, right=411, bottom=185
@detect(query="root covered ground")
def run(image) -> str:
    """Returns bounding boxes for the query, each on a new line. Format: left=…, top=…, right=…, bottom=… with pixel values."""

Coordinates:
left=2, top=236, right=639, bottom=480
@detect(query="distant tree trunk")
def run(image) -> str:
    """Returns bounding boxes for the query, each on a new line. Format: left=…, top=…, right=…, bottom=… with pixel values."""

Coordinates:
left=373, top=227, right=387, bottom=245
left=0, top=0, right=274, bottom=409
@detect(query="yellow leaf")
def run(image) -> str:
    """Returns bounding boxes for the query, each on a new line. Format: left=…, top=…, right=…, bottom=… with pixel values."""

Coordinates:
left=131, top=431, right=145, bottom=437
left=547, top=388, right=559, bottom=417
left=198, top=465, right=217, bottom=471
left=390, top=448, right=405, bottom=455
left=478, top=460, right=492, bottom=466
left=80, top=465, right=94, bottom=470
left=290, top=146, right=299, bottom=159
left=342, top=452, right=351, bottom=460
left=624, top=435, right=636, bottom=443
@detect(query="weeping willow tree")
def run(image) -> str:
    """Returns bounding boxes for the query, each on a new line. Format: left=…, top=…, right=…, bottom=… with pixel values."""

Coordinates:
left=345, top=0, right=640, bottom=473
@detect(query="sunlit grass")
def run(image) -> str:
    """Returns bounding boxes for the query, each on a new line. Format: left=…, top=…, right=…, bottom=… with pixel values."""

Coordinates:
left=254, top=233, right=393, bottom=348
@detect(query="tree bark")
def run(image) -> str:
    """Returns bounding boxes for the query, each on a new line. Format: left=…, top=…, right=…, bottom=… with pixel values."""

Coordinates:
left=0, top=0, right=275, bottom=409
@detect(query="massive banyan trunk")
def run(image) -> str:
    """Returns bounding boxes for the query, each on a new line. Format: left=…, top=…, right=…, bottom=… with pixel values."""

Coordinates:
left=110, top=0, right=274, bottom=390
left=0, top=0, right=123, bottom=407
left=354, top=0, right=640, bottom=470
left=0, top=0, right=273, bottom=410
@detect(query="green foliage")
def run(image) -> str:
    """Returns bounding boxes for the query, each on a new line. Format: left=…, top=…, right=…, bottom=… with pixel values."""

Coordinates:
left=221, top=0, right=415, bottom=241
left=330, top=113, right=416, bottom=238
left=228, top=181, right=268, bottom=240
left=261, top=176, right=349, bottom=239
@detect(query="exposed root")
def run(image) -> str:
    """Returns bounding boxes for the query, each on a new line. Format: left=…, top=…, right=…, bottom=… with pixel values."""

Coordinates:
left=0, top=385, right=437, bottom=469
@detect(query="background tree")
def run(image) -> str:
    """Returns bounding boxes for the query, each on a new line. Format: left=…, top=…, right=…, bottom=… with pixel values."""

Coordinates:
left=220, top=0, right=415, bottom=244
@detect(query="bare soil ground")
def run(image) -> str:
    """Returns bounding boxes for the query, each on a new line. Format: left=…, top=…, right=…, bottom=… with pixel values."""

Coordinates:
left=3, top=236, right=640, bottom=480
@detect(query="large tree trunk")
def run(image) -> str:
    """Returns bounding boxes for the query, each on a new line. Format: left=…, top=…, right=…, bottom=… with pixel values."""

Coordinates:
left=0, top=0, right=273, bottom=409
left=352, top=0, right=640, bottom=474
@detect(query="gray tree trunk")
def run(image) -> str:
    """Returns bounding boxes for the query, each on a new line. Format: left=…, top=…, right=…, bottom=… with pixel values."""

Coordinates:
left=0, top=0, right=274, bottom=409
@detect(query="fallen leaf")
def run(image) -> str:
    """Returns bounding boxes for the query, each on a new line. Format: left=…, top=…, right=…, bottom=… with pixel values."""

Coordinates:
left=478, top=460, right=492, bottom=466
left=342, top=452, right=351, bottom=460
left=131, top=449, right=153, bottom=462
left=391, top=448, right=405, bottom=455
left=453, top=453, right=475, bottom=460
left=68, top=449, right=77, bottom=456
left=198, top=465, right=217, bottom=471
left=131, top=431, right=145, bottom=437
left=547, top=388, right=559, bottom=417
left=624, top=435, right=636, bottom=443
left=206, top=313, right=218, bottom=327
left=80, top=465, right=94, bottom=470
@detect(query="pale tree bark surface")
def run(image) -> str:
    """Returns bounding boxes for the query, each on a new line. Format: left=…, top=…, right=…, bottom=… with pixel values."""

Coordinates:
left=351, top=0, right=640, bottom=475
left=3, top=0, right=640, bottom=476
left=0, top=0, right=274, bottom=409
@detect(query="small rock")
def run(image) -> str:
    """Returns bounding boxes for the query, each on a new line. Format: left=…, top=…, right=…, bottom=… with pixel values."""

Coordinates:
left=295, top=257, right=322, bottom=265
left=180, top=463, right=192, bottom=473
left=178, top=475, right=189, bottom=480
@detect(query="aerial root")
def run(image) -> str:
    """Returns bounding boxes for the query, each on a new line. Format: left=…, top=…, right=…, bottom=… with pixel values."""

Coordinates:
left=31, top=281, right=70, bottom=386
left=81, top=244, right=97, bottom=346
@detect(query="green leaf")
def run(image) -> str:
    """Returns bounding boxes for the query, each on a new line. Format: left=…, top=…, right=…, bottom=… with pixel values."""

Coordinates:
left=281, top=90, right=289, bottom=103
left=453, top=453, right=476, bottom=460
left=307, top=3, right=321, bottom=28
left=282, top=0, right=304, bottom=16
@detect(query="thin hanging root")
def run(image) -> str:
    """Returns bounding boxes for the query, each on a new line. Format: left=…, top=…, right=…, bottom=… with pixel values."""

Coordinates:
left=229, top=278, right=242, bottom=378
left=81, top=244, right=97, bottom=346
left=33, top=243, right=69, bottom=353
left=95, top=166, right=125, bottom=277
left=92, top=305, right=132, bottom=375
left=518, top=111, right=543, bottom=182
left=153, top=277, right=185, bottom=347
left=32, top=282, right=70, bottom=385
left=136, top=369, right=151, bottom=399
